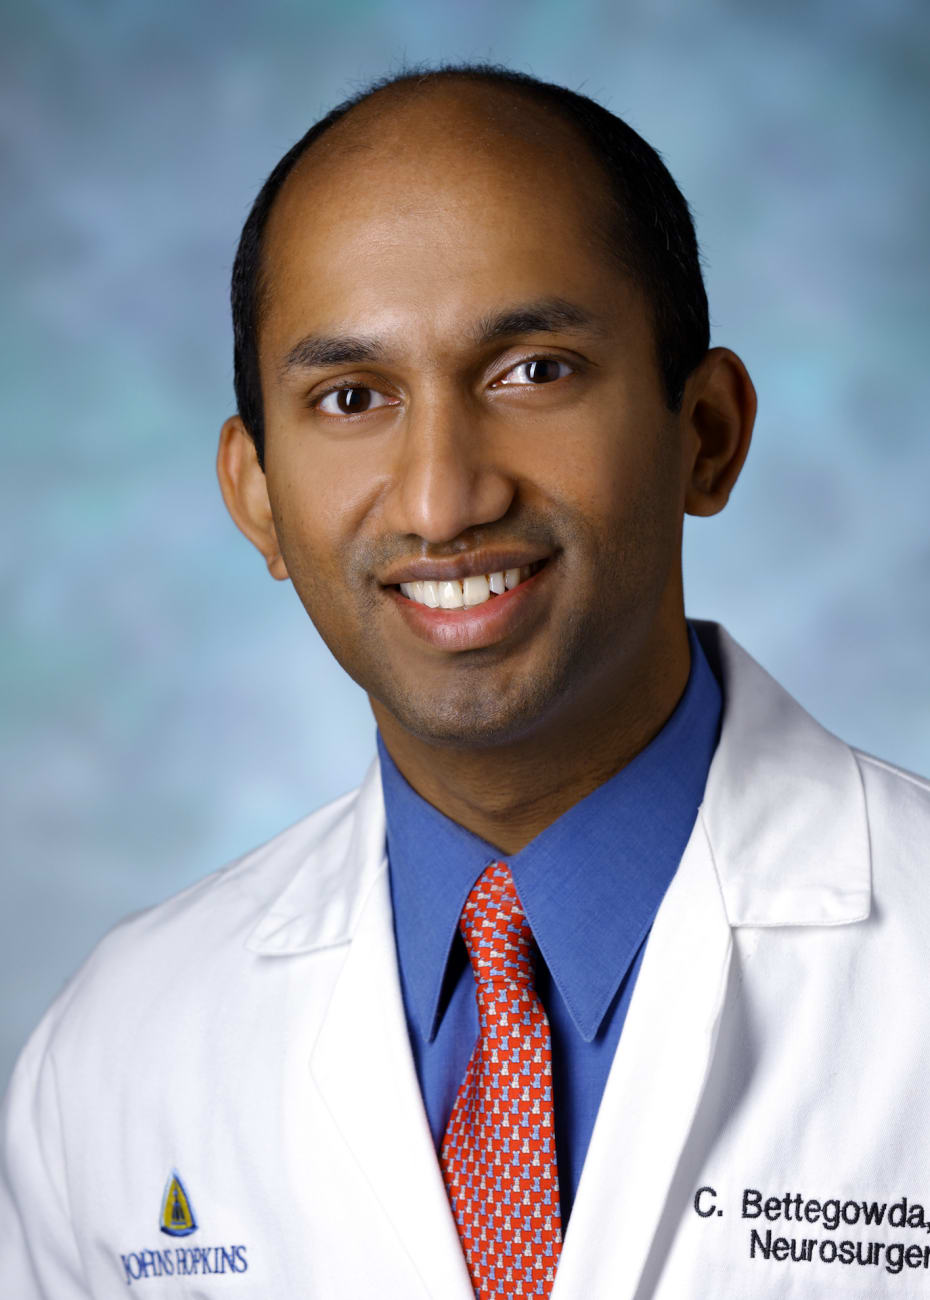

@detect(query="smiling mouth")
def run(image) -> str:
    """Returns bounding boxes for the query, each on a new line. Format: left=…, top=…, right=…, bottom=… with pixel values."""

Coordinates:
left=395, top=561, right=546, bottom=610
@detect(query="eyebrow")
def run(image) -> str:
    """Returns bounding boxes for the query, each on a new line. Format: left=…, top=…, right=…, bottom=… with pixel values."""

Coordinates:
left=470, top=297, right=602, bottom=347
left=280, top=335, right=381, bottom=374
left=279, top=296, right=602, bottom=377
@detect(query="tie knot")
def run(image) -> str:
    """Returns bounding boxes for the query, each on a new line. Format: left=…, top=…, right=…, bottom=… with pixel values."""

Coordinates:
left=459, top=861, right=533, bottom=986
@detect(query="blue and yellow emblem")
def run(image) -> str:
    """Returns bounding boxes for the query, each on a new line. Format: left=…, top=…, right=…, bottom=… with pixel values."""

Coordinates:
left=159, top=1172, right=198, bottom=1238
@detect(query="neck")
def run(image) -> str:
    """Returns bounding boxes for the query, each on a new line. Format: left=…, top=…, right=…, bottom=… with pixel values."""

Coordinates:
left=372, top=619, right=692, bottom=855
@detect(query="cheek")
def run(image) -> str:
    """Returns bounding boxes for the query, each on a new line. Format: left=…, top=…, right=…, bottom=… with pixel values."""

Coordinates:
left=263, top=481, right=356, bottom=633
left=265, top=436, right=384, bottom=565
left=542, top=411, right=679, bottom=532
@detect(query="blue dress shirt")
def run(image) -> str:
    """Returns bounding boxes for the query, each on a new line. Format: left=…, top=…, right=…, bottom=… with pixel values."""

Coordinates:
left=380, top=622, right=721, bottom=1225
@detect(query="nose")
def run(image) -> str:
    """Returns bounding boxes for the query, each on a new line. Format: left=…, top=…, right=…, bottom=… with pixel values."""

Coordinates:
left=383, top=392, right=516, bottom=544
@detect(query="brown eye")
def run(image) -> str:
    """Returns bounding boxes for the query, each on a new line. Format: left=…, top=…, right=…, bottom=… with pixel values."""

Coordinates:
left=317, top=386, right=393, bottom=416
left=499, top=358, right=572, bottom=388
left=337, top=388, right=371, bottom=413
left=526, top=359, right=562, bottom=383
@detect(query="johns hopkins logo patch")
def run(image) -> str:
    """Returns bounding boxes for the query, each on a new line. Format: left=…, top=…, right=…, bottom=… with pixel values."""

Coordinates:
left=159, top=1172, right=197, bottom=1238
left=117, top=1172, right=249, bottom=1285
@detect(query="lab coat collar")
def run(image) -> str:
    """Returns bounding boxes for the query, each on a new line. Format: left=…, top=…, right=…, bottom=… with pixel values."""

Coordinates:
left=244, top=757, right=388, bottom=955
left=245, top=621, right=871, bottom=957
left=694, top=620, right=871, bottom=928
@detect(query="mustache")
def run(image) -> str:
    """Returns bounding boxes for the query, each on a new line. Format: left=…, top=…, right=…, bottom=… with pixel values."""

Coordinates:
left=355, top=509, right=566, bottom=572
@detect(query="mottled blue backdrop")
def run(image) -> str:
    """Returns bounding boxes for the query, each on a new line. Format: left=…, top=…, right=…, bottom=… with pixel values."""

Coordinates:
left=2, top=0, right=928, bottom=1087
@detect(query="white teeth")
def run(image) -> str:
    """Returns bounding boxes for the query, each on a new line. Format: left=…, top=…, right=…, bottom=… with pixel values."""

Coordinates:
left=463, top=575, right=491, bottom=607
left=399, top=564, right=538, bottom=608
left=439, top=580, right=464, bottom=609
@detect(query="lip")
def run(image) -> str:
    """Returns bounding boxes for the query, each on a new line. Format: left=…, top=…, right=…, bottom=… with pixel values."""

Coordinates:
left=379, top=550, right=551, bottom=587
left=385, top=560, right=552, bottom=653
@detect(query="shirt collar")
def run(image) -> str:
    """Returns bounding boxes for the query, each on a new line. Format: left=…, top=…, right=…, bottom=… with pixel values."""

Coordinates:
left=382, top=622, right=722, bottom=1045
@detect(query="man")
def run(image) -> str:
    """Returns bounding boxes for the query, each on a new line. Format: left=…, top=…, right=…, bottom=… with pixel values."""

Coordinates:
left=3, top=63, right=930, bottom=1300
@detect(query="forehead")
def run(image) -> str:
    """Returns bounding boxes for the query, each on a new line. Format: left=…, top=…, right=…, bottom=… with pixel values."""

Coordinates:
left=272, top=80, right=613, bottom=230
left=259, top=84, right=627, bottom=358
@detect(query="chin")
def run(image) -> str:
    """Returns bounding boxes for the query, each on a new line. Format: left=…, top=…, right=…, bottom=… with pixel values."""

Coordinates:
left=373, top=674, right=570, bottom=750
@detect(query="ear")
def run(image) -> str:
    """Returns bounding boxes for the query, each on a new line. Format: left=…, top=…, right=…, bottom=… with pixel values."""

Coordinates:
left=682, top=347, right=756, bottom=517
left=216, top=416, right=290, bottom=580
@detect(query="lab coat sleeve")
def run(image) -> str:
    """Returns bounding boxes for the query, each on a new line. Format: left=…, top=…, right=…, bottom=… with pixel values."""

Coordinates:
left=0, top=1014, right=91, bottom=1299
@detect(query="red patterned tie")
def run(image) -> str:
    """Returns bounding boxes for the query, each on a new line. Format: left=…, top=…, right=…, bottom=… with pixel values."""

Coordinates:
left=441, top=861, right=562, bottom=1298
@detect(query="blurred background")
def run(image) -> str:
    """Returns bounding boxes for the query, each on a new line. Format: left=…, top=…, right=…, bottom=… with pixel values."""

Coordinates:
left=1, top=0, right=928, bottom=1089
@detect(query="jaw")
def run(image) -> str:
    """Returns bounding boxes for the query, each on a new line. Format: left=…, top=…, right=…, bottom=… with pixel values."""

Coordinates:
left=368, top=586, right=614, bottom=751
left=368, top=554, right=690, bottom=758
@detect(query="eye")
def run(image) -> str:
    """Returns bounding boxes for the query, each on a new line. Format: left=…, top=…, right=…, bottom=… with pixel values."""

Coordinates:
left=498, top=358, right=573, bottom=387
left=316, top=386, right=394, bottom=416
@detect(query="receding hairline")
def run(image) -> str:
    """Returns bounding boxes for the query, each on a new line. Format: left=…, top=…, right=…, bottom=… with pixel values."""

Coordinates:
left=289, top=73, right=603, bottom=173
left=256, top=75, right=629, bottom=327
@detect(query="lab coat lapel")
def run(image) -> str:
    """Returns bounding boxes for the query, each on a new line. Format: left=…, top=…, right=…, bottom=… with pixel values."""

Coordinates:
left=309, top=839, right=474, bottom=1299
left=552, top=819, right=733, bottom=1300
left=553, top=623, right=871, bottom=1298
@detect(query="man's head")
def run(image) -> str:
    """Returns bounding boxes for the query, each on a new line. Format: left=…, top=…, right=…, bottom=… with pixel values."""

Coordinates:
left=218, top=66, right=755, bottom=758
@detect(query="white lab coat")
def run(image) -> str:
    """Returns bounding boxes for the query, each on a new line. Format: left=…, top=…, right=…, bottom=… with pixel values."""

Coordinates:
left=3, top=621, right=930, bottom=1298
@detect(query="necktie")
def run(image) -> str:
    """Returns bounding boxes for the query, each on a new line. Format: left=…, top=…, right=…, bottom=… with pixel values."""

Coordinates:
left=441, top=861, right=562, bottom=1298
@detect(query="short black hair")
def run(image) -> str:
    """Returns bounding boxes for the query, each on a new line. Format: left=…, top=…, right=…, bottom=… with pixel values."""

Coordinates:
left=231, top=62, right=710, bottom=467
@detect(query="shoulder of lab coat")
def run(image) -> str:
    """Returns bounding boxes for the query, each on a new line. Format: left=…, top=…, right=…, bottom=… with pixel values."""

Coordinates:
left=0, top=768, right=388, bottom=1297
left=691, top=620, right=928, bottom=928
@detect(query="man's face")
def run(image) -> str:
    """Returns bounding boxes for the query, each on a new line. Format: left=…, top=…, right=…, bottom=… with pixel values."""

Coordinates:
left=252, top=88, right=694, bottom=749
